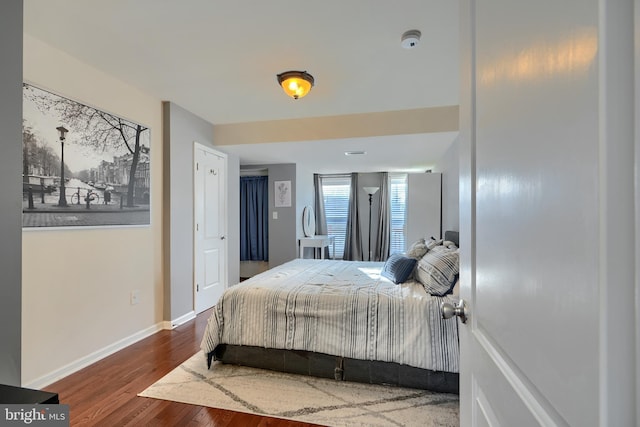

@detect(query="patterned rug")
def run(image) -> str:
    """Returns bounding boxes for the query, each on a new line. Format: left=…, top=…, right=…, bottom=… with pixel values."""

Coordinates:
left=138, top=352, right=459, bottom=427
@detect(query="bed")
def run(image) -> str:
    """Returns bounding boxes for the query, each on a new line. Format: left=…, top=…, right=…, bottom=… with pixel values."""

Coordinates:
left=201, top=231, right=460, bottom=394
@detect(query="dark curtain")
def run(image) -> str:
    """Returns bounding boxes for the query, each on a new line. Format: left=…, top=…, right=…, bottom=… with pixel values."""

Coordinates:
left=343, top=173, right=363, bottom=261
left=374, top=172, right=391, bottom=261
left=313, top=174, right=330, bottom=258
left=240, top=176, right=268, bottom=261
left=313, top=174, right=328, bottom=236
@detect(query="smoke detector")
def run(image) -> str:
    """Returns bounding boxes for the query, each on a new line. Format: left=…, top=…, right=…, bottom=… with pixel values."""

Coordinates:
left=401, top=29, right=421, bottom=49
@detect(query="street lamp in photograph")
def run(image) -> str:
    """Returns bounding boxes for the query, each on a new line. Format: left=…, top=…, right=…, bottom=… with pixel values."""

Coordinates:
left=56, top=125, right=68, bottom=207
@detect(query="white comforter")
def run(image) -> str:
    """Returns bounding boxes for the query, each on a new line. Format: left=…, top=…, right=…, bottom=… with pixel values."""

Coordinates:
left=200, top=259, right=459, bottom=373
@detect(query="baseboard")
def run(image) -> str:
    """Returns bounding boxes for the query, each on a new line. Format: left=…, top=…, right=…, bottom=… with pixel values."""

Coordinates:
left=169, top=311, right=196, bottom=329
left=24, top=322, right=165, bottom=390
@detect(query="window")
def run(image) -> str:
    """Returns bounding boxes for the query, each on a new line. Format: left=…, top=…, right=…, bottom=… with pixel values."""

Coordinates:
left=321, top=175, right=351, bottom=259
left=389, top=173, right=408, bottom=254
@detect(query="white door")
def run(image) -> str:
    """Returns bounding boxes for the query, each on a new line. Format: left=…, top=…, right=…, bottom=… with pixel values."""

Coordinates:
left=458, top=1, right=637, bottom=426
left=194, top=143, right=227, bottom=314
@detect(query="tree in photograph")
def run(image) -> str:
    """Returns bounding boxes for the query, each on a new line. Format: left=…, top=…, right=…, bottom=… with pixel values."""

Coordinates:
left=24, top=84, right=149, bottom=207
left=22, top=122, right=36, bottom=183
left=23, top=121, right=67, bottom=180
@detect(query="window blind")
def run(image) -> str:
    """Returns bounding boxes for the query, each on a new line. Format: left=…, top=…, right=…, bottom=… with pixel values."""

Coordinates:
left=321, top=175, right=351, bottom=259
left=389, top=173, right=408, bottom=254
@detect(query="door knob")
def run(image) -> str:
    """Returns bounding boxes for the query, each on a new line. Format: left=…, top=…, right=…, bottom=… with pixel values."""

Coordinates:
left=440, top=300, right=468, bottom=324
left=220, top=236, right=225, bottom=240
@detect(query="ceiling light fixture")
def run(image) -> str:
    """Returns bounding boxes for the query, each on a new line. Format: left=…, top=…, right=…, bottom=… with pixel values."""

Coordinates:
left=345, top=151, right=366, bottom=156
left=277, top=70, right=314, bottom=99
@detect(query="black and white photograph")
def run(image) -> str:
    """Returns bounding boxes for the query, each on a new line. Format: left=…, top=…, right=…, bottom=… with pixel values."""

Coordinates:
left=22, top=83, right=151, bottom=228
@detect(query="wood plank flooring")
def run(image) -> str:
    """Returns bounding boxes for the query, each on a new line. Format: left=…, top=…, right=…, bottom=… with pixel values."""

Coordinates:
left=43, top=309, right=321, bottom=426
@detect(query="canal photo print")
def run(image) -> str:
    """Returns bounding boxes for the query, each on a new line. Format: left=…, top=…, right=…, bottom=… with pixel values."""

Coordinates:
left=22, top=83, right=151, bottom=228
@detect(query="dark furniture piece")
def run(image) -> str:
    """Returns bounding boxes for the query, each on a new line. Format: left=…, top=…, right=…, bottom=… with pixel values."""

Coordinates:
left=0, top=384, right=59, bottom=404
left=212, top=345, right=458, bottom=393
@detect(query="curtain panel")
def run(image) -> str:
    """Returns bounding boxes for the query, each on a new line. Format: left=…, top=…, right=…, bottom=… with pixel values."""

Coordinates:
left=343, top=172, right=363, bottom=261
left=240, top=176, right=269, bottom=261
left=374, top=172, right=391, bottom=261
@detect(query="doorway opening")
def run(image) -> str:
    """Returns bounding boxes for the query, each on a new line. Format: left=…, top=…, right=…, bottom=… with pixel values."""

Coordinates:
left=240, top=169, right=269, bottom=280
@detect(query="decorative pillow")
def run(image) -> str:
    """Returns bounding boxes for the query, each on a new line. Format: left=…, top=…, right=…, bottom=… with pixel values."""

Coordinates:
left=442, top=240, right=458, bottom=250
left=415, top=249, right=459, bottom=296
left=406, top=238, right=428, bottom=259
left=425, top=237, right=443, bottom=250
left=381, top=254, right=418, bottom=284
left=451, top=278, right=460, bottom=296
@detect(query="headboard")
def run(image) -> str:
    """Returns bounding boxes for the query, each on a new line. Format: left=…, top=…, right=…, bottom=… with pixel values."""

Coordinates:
left=444, top=230, right=459, bottom=247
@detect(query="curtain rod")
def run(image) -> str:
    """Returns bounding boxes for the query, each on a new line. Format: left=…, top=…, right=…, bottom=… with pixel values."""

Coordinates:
left=240, top=168, right=268, bottom=176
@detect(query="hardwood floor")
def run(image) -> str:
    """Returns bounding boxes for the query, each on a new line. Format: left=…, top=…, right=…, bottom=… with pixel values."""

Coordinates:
left=44, top=309, right=321, bottom=426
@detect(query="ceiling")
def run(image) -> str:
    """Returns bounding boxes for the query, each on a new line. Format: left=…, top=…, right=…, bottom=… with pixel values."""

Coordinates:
left=23, top=0, right=460, bottom=173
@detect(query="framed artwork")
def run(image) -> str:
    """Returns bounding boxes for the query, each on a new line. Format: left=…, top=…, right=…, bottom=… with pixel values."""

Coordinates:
left=22, top=83, right=151, bottom=228
left=274, top=180, right=291, bottom=207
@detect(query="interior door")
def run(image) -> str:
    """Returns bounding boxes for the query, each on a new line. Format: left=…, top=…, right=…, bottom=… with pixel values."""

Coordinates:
left=458, top=1, right=637, bottom=426
left=194, top=143, right=227, bottom=314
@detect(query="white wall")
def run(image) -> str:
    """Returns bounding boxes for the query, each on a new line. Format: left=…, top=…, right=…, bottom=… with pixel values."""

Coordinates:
left=296, top=167, right=314, bottom=239
left=433, top=137, right=460, bottom=232
left=406, top=173, right=442, bottom=244
left=22, top=35, right=163, bottom=388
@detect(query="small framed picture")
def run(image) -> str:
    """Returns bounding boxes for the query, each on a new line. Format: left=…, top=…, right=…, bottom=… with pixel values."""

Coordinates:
left=274, top=180, right=291, bottom=207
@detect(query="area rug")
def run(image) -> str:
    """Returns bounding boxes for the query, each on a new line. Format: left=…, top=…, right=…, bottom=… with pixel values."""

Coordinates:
left=138, top=352, right=459, bottom=427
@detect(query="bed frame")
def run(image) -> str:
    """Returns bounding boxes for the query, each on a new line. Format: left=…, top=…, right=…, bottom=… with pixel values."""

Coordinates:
left=208, top=230, right=460, bottom=394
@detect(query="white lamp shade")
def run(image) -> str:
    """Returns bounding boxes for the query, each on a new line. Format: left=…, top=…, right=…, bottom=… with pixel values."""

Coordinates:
left=363, top=186, right=380, bottom=195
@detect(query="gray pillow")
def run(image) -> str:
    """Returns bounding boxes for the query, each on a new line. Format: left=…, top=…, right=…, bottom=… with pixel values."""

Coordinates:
left=415, top=248, right=459, bottom=296
left=381, top=254, right=417, bottom=284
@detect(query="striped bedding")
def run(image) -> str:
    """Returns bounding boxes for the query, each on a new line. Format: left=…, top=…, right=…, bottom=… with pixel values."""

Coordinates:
left=201, top=259, right=459, bottom=373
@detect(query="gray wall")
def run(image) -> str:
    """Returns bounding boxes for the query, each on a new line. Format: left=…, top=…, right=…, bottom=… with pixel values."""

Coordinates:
left=163, top=102, right=240, bottom=321
left=268, top=164, right=298, bottom=267
left=433, top=137, right=460, bottom=232
left=0, top=0, right=22, bottom=386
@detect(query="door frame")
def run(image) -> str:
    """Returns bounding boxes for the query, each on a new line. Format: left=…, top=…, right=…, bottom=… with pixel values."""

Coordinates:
left=193, top=141, right=228, bottom=313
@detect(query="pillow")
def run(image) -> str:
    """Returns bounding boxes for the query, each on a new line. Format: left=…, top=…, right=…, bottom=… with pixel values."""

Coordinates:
left=451, top=278, right=460, bottom=296
left=406, top=238, right=428, bottom=259
left=381, top=254, right=418, bottom=284
left=415, top=249, right=459, bottom=296
left=425, top=237, right=443, bottom=250
left=442, top=240, right=458, bottom=250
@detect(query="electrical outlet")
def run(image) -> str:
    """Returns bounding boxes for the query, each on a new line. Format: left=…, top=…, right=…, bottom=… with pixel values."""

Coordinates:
left=130, top=290, right=140, bottom=305
left=273, top=211, right=278, bottom=219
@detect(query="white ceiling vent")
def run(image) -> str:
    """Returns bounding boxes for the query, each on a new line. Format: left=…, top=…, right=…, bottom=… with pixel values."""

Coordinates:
left=401, top=30, right=421, bottom=49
